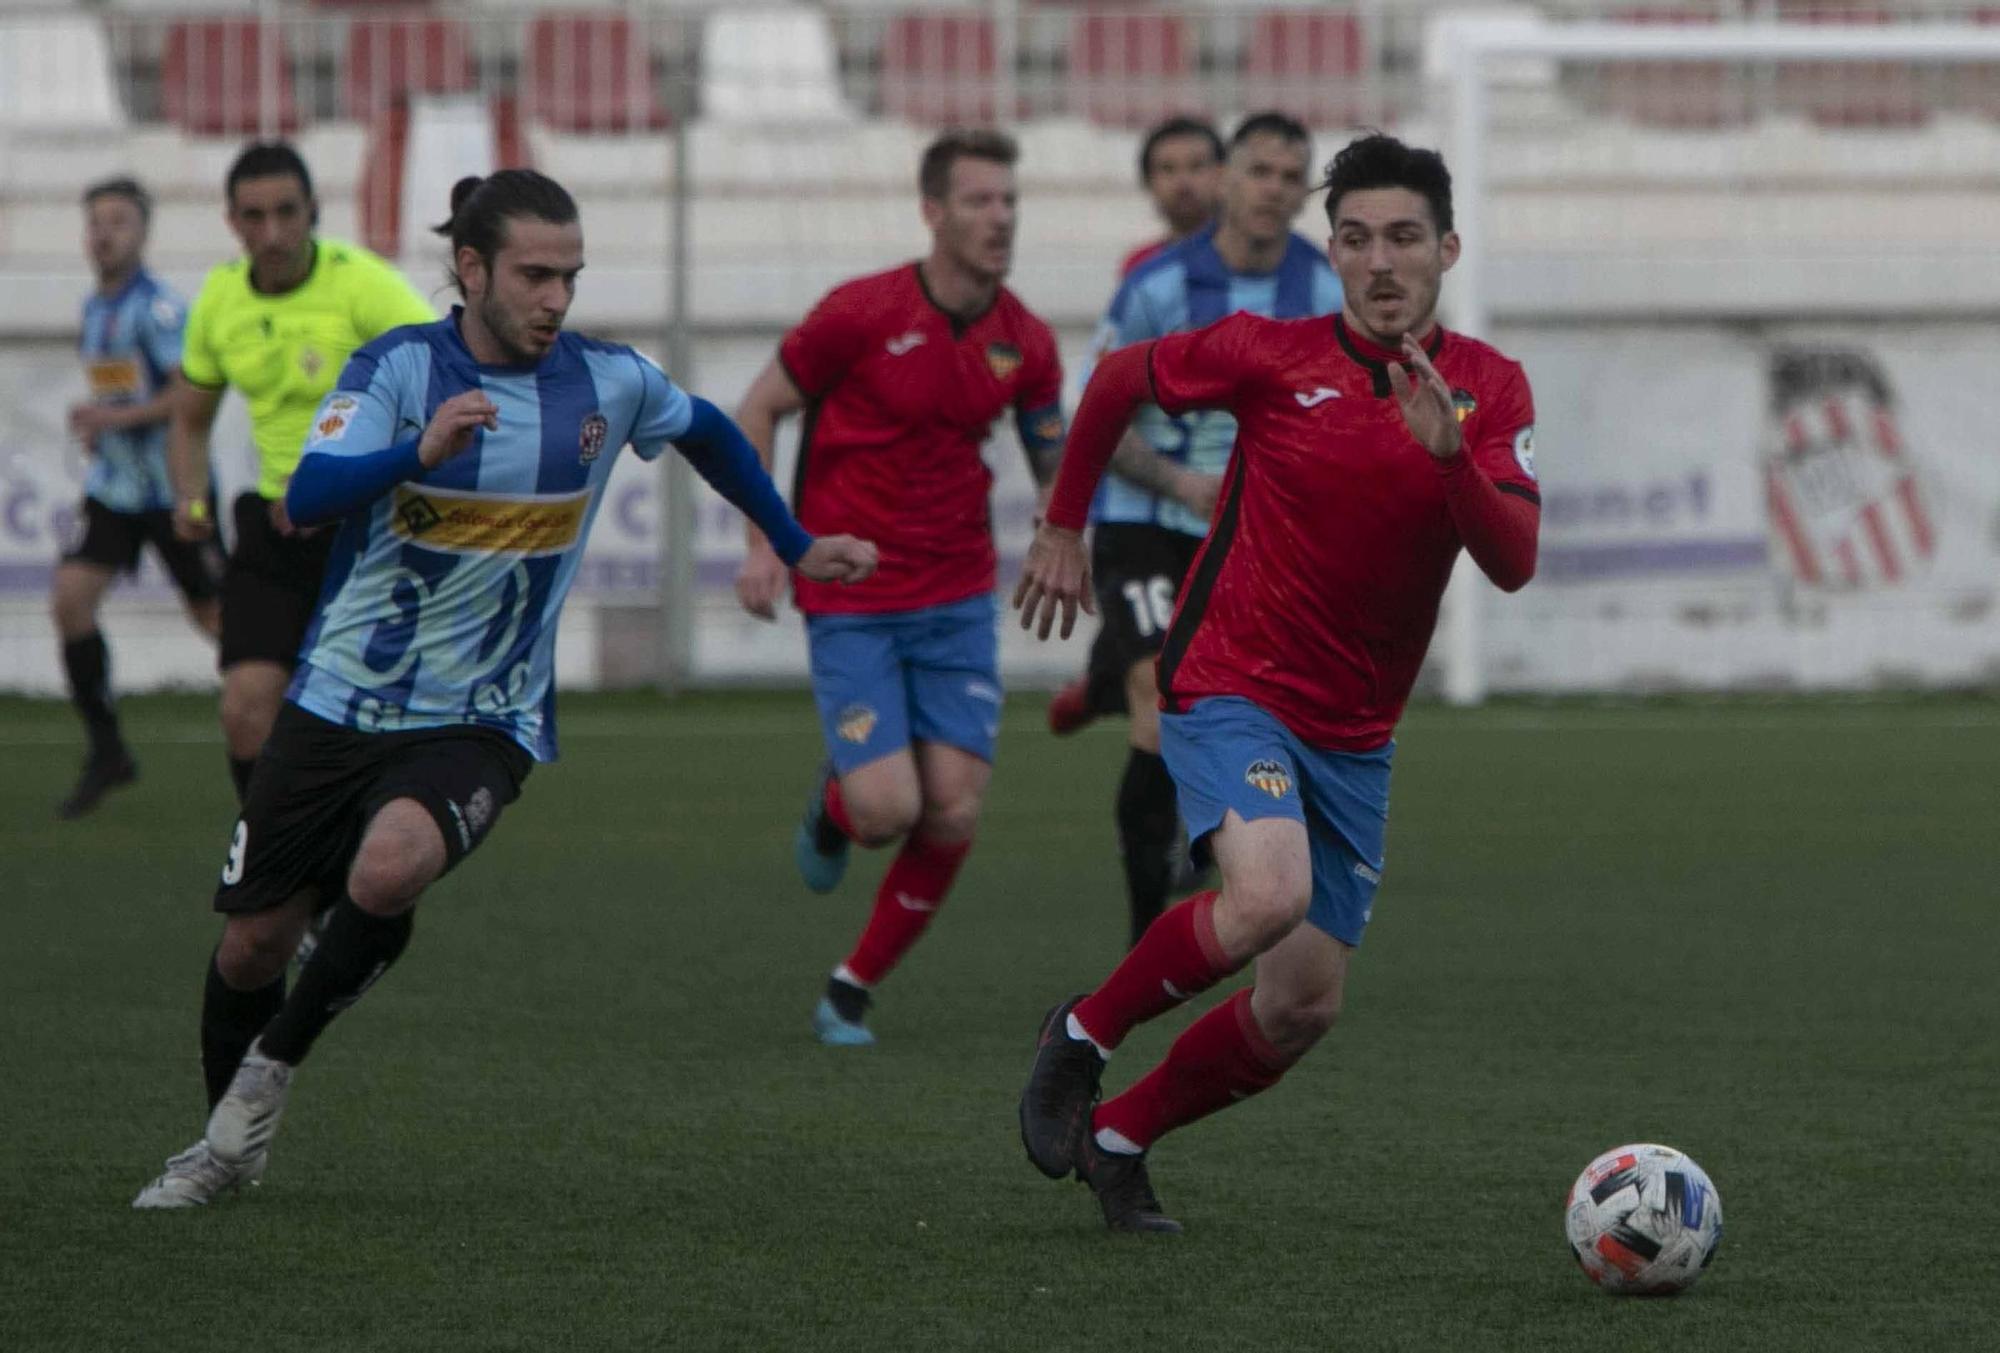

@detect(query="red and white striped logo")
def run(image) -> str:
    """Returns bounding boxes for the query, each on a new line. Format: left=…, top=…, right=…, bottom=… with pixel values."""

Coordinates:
left=1763, top=347, right=1935, bottom=592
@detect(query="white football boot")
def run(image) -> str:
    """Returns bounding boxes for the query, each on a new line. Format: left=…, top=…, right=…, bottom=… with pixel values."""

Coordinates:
left=205, top=1041, right=295, bottom=1165
left=131, top=1140, right=267, bottom=1209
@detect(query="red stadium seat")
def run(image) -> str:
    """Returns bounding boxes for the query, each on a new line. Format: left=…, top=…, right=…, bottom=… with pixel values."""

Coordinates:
left=882, top=12, right=999, bottom=126
left=345, top=15, right=477, bottom=120
left=1068, top=13, right=1200, bottom=129
left=1587, top=9, right=1749, bottom=130
left=1773, top=5, right=1928, bottom=128
left=1244, top=10, right=1368, bottom=128
left=161, top=19, right=300, bottom=136
left=526, top=12, right=670, bottom=133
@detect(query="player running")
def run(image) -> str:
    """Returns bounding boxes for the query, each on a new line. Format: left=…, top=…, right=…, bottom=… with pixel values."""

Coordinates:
left=51, top=178, right=224, bottom=819
left=1014, top=134, right=1540, bottom=1233
left=1056, top=113, right=1340, bottom=949
left=168, top=142, right=436, bottom=803
left=132, top=171, right=875, bottom=1208
left=732, top=129, right=1065, bottom=1047
left=1116, top=115, right=1225, bottom=279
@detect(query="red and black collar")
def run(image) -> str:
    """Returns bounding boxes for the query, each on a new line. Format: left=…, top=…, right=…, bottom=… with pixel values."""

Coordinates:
left=1334, top=314, right=1445, bottom=397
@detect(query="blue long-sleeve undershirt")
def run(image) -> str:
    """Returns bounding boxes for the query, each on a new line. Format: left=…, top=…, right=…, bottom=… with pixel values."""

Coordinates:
left=285, top=398, right=814, bottom=566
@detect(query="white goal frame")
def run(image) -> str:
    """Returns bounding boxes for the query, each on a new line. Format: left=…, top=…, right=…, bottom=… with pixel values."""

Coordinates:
left=1425, top=17, right=2000, bottom=704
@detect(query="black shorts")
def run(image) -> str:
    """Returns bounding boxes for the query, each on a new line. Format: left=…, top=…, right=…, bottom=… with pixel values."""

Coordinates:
left=220, top=491, right=336, bottom=669
left=63, top=496, right=225, bottom=602
left=213, top=702, right=533, bottom=916
left=1083, top=522, right=1205, bottom=715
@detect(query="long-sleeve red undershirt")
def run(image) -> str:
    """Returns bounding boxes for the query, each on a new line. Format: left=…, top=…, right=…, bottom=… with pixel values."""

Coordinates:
left=1046, top=343, right=1537, bottom=592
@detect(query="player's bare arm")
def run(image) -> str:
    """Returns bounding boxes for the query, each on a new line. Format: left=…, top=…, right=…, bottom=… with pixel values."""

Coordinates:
left=70, top=381, right=180, bottom=443
left=1108, top=430, right=1221, bottom=518
left=733, top=357, right=807, bottom=620
left=1387, top=334, right=1463, bottom=461
left=167, top=375, right=224, bottom=540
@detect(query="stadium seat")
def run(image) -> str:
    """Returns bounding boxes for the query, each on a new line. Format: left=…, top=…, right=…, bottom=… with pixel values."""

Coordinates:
left=1068, top=12, right=1201, bottom=129
left=161, top=19, right=301, bottom=136
left=1773, top=5, right=1928, bottom=128
left=526, top=12, right=670, bottom=134
left=1587, top=8, right=1749, bottom=130
left=702, top=5, right=855, bottom=125
left=881, top=12, right=999, bottom=126
left=344, top=14, right=477, bottom=121
left=0, top=16, right=127, bottom=129
left=1243, top=10, right=1369, bottom=130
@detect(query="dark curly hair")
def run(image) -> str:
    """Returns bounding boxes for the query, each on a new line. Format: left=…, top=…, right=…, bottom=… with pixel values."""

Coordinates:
left=1321, top=133, right=1453, bottom=235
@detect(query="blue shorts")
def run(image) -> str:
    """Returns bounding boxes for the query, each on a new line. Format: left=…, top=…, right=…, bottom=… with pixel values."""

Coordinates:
left=806, top=594, right=1002, bottom=775
left=1160, top=696, right=1392, bottom=947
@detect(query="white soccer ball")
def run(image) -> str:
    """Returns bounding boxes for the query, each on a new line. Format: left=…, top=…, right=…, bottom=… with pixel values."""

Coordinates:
left=1564, top=1143, right=1723, bottom=1295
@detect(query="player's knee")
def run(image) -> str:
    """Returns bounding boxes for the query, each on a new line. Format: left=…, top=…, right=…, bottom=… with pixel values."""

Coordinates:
left=1222, top=871, right=1312, bottom=950
left=1258, top=985, right=1343, bottom=1053
left=216, top=921, right=293, bottom=988
left=916, top=792, right=981, bottom=846
left=347, top=806, right=444, bottom=914
left=844, top=787, right=921, bottom=846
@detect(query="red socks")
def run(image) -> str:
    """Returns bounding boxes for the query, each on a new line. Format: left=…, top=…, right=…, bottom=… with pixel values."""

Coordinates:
left=841, top=832, right=971, bottom=986
left=824, top=776, right=859, bottom=840
left=1072, top=891, right=1236, bottom=1051
left=1093, top=988, right=1293, bottom=1150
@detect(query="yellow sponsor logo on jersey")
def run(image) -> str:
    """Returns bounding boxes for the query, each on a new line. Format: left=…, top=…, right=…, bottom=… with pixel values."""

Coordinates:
left=389, top=484, right=591, bottom=557
left=85, top=358, right=143, bottom=399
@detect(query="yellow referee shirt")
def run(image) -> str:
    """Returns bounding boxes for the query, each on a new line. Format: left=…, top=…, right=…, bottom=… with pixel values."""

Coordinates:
left=181, top=238, right=435, bottom=499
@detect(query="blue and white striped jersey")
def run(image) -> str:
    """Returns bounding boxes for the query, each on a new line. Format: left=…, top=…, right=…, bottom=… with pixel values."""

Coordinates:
left=78, top=270, right=187, bottom=513
left=1088, top=226, right=1340, bottom=536
left=287, top=316, right=694, bottom=761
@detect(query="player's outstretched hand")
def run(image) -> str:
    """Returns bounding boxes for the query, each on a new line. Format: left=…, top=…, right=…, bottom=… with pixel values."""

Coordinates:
left=1012, top=521, right=1093, bottom=641
left=735, top=540, right=791, bottom=620
left=419, top=391, right=501, bottom=469
left=1387, top=334, right=1463, bottom=462
left=795, top=534, right=878, bottom=585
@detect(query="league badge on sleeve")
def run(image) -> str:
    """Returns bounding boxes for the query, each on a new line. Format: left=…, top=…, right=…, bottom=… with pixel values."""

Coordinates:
left=1513, top=425, right=1537, bottom=481
left=579, top=412, right=609, bottom=465
left=309, top=395, right=359, bottom=445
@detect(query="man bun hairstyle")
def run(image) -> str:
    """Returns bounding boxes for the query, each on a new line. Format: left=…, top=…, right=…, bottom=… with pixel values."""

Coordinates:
left=1321, top=132, right=1454, bottom=234
left=432, top=169, right=580, bottom=296
left=918, top=128, right=1019, bottom=201
left=83, top=176, right=152, bottom=224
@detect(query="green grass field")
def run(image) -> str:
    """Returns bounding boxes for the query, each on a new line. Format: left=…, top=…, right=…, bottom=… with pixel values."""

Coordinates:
left=3, top=691, right=1997, bottom=1351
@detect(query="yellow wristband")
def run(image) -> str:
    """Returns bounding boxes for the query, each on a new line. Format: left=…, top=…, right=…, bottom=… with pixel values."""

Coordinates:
left=186, top=499, right=208, bottom=521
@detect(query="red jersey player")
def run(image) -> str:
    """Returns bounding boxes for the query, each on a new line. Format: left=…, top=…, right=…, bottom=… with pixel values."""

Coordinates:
left=1014, top=133, right=1539, bottom=1233
left=734, top=130, right=1066, bottom=1047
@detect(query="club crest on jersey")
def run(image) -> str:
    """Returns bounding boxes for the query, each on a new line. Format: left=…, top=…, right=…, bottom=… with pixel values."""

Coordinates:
left=1451, top=389, right=1478, bottom=423
left=836, top=703, right=878, bottom=745
left=299, top=348, right=324, bottom=379
left=1244, top=758, right=1292, bottom=799
left=985, top=342, right=1023, bottom=381
left=579, top=412, right=609, bottom=464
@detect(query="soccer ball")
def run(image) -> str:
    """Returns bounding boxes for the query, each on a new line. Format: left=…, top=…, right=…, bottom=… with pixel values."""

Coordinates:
left=1564, top=1143, right=1723, bottom=1295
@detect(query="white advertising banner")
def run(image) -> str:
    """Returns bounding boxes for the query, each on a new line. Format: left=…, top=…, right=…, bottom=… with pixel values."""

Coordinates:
left=8, top=324, right=1992, bottom=695
left=1488, top=323, right=2000, bottom=691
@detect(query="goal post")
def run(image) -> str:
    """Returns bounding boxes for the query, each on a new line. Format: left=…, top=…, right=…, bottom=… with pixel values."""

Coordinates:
left=1424, top=15, right=2000, bottom=703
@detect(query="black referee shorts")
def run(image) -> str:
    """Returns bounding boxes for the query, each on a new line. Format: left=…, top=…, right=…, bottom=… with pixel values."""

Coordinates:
left=213, top=702, right=533, bottom=916
left=219, top=490, right=336, bottom=670
left=1083, top=522, right=1205, bottom=715
left=64, top=496, right=225, bottom=603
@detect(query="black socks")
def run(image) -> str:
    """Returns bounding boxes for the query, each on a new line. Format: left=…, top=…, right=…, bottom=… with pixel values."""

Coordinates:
left=257, top=898, right=415, bottom=1067
left=1116, top=748, right=1180, bottom=949
left=62, top=632, right=123, bottom=760
left=200, top=951, right=285, bottom=1110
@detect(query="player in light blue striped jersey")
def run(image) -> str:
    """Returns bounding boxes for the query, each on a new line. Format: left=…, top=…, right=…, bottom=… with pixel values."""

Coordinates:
left=52, top=178, right=225, bottom=819
left=1047, top=113, right=1341, bottom=949
left=134, top=170, right=876, bottom=1209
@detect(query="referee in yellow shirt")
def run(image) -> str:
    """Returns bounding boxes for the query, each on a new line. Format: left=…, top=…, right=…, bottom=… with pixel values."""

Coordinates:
left=170, top=143, right=435, bottom=801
